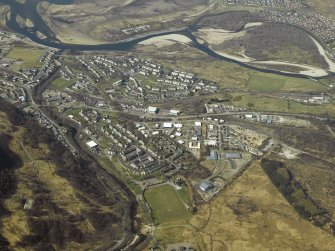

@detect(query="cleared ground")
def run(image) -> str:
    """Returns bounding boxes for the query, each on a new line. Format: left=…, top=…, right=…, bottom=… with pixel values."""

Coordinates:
left=144, top=184, right=191, bottom=225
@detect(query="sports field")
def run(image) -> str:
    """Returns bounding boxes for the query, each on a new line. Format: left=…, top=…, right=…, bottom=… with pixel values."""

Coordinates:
left=51, top=77, right=74, bottom=90
left=144, top=184, right=191, bottom=225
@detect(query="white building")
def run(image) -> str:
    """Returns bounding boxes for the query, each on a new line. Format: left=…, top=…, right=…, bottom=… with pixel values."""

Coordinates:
left=147, top=106, right=158, bottom=114
left=189, top=142, right=201, bottom=149
left=174, top=123, right=183, bottom=128
left=86, top=140, right=98, bottom=148
left=163, top=122, right=173, bottom=128
left=204, top=139, right=217, bottom=146
left=195, top=121, right=202, bottom=127
left=169, top=109, right=180, bottom=116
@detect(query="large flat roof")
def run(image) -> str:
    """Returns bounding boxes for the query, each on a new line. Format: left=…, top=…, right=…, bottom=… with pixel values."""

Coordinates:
left=86, top=140, right=98, bottom=148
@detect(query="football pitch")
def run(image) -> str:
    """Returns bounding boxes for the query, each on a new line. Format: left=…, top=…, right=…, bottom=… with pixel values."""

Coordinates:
left=144, top=184, right=191, bottom=224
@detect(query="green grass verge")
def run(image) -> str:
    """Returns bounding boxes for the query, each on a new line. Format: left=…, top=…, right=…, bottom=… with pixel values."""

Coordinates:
left=144, top=184, right=191, bottom=225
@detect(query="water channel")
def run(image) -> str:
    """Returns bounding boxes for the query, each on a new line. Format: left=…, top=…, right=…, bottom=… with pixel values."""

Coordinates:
left=1, top=0, right=333, bottom=79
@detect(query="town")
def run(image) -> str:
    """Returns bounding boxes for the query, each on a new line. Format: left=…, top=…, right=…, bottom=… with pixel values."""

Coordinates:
left=0, top=31, right=330, bottom=204
left=1, top=1, right=335, bottom=248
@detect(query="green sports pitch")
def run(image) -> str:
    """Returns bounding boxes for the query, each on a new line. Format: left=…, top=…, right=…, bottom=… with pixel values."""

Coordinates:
left=144, top=184, right=191, bottom=225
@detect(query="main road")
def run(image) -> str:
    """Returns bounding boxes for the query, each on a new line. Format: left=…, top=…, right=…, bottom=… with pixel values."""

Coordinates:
left=62, top=101, right=333, bottom=122
left=24, top=66, right=78, bottom=154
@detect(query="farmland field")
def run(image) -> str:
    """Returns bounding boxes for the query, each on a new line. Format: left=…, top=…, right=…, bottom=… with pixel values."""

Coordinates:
left=144, top=184, right=191, bottom=224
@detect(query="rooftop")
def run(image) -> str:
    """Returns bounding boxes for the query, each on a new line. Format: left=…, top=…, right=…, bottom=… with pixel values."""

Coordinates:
left=86, top=140, right=98, bottom=148
left=199, top=182, right=213, bottom=192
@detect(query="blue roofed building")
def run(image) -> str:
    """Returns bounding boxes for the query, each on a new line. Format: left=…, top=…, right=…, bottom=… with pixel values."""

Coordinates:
left=207, top=150, right=219, bottom=160
left=224, top=152, right=242, bottom=160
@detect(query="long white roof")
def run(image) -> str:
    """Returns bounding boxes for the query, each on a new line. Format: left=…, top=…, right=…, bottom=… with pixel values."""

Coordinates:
left=86, top=140, right=98, bottom=148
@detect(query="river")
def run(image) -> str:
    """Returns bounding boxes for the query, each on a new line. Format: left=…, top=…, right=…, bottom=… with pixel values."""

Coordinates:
left=1, top=0, right=334, bottom=79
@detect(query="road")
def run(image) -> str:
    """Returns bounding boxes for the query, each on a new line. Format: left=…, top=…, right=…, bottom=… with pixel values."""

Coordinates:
left=62, top=101, right=334, bottom=122
left=23, top=65, right=143, bottom=250
left=24, top=68, right=78, bottom=154
left=327, top=126, right=335, bottom=137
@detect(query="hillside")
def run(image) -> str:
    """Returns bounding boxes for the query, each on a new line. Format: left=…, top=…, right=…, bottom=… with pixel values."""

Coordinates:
left=0, top=101, right=135, bottom=250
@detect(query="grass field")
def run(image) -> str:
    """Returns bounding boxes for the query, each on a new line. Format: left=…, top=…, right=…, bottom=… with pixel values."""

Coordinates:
left=6, top=47, right=44, bottom=70
left=176, top=186, right=193, bottom=207
left=51, top=77, right=74, bottom=90
left=144, top=184, right=191, bottom=224
left=247, top=72, right=327, bottom=92
left=231, top=93, right=335, bottom=117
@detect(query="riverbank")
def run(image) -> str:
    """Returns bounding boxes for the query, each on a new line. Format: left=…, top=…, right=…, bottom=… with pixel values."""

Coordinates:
left=139, top=34, right=192, bottom=47
left=2, top=0, right=334, bottom=80
left=193, top=23, right=335, bottom=77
